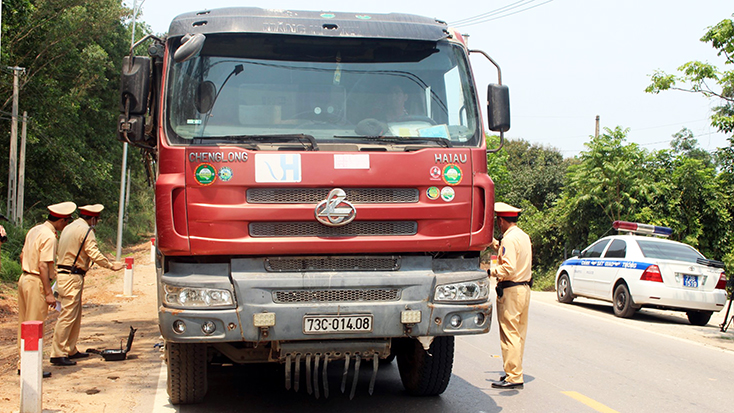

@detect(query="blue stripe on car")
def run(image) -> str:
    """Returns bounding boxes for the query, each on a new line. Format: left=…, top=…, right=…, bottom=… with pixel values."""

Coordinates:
left=561, top=259, right=652, bottom=270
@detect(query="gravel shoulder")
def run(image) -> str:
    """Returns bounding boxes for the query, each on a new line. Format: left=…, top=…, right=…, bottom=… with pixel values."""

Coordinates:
left=0, top=242, right=161, bottom=413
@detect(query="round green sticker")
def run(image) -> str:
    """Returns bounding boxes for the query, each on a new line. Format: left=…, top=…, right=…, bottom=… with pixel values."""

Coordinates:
left=426, top=186, right=440, bottom=200
left=195, top=163, right=217, bottom=185
left=443, top=164, right=462, bottom=186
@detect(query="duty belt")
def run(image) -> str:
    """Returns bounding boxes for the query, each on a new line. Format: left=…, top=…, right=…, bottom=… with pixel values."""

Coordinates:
left=57, top=265, right=87, bottom=276
left=495, top=280, right=532, bottom=298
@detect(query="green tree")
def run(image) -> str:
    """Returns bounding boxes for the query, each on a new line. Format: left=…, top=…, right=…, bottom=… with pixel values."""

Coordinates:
left=558, top=127, right=657, bottom=248
left=0, top=1, right=154, bottom=279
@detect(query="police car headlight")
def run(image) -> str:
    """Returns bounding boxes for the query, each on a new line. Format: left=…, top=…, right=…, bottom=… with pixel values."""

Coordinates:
left=163, top=284, right=234, bottom=308
left=434, top=279, right=489, bottom=303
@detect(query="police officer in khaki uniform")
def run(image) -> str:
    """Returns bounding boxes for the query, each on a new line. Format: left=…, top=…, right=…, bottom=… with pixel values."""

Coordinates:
left=50, top=204, right=124, bottom=366
left=488, top=202, right=532, bottom=389
left=17, top=201, right=76, bottom=377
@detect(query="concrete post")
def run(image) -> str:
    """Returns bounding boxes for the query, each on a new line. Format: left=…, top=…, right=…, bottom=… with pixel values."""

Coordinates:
left=20, top=321, right=44, bottom=413
left=123, top=257, right=134, bottom=296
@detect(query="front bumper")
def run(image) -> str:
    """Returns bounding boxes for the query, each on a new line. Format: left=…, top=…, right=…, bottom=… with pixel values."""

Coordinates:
left=158, top=256, right=492, bottom=343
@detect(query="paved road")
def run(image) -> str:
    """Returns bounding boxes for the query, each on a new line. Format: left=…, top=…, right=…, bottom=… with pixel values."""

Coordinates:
left=149, top=293, right=734, bottom=413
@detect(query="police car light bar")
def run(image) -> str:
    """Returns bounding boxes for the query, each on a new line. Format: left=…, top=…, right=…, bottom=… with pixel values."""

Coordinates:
left=612, top=221, right=673, bottom=237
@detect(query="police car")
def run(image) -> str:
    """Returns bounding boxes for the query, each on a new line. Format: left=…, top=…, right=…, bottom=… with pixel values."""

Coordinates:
left=555, top=221, right=728, bottom=325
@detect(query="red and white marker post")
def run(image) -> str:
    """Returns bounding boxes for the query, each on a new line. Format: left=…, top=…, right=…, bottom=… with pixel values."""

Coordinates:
left=150, top=237, right=156, bottom=264
left=20, top=320, right=44, bottom=413
left=123, top=257, right=134, bottom=296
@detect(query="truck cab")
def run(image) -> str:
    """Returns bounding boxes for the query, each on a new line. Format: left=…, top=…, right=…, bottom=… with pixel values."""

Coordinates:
left=119, top=7, right=510, bottom=404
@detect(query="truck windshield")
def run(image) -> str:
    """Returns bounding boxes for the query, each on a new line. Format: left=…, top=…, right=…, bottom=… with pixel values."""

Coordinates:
left=166, top=34, right=481, bottom=147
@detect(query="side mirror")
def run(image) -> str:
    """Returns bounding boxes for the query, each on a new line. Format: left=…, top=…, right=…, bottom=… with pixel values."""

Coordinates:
left=118, top=114, right=145, bottom=144
left=571, top=249, right=581, bottom=257
left=487, top=84, right=510, bottom=132
left=174, top=33, right=206, bottom=63
left=120, top=56, right=151, bottom=115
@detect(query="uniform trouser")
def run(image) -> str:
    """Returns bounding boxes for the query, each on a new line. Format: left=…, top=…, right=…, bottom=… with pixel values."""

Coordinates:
left=497, top=284, right=531, bottom=383
left=51, top=273, right=85, bottom=358
left=17, top=273, right=50, bottom=368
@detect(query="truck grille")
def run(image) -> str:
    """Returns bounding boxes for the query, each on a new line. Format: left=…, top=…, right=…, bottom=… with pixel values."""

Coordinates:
left=265, top=256, right=400, bottom=272
left=249, top=221, right=417, bottom=237
left=247, top=188, right=419, bottom=204
left=274, top=288, right=400, bottom=303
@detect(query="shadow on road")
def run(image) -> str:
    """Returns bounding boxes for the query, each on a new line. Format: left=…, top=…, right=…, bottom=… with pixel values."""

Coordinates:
left=176, top=359, right=502, bottom=412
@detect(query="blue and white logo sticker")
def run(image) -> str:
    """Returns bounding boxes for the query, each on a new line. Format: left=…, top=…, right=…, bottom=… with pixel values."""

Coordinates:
left=255, top=154, right=301, bottom=183
left=218, top=167, right=233, bottom=182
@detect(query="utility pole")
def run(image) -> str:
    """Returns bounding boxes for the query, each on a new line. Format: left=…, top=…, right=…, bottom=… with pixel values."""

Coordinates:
left=595, top=115, right=600, bottom=139
left=7, top=66, right=25, bottom=222
left=17, top=111, right=27, bottom=226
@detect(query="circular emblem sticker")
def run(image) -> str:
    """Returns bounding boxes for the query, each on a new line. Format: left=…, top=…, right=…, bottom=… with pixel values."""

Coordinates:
left=429, top=166, right=441, bottom=180
left=441, top=187, right=455, bottom=202
left=426, top=187, right=440, bottom=200
left=195, top=163, right=217, bottom=186
left=218, top=167, right=233, bottom=182
left=442, top=164, right=462, bottom=186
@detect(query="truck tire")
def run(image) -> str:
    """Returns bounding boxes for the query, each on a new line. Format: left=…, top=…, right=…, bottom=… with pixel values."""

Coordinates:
left=396, top=336, right=454, bottom=396
left=166, top=342, right=208, bottom=404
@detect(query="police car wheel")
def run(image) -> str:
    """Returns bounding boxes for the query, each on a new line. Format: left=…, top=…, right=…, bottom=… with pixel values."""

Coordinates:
left=556, top=273, right=574, bottom=304
left=612, top=283, right=637, bottom=318
left=686, top=310, right=713, bottom=326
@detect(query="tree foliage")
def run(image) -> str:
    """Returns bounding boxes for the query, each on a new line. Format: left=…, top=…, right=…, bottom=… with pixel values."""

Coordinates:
left=0, top=1, right=154, bottom=280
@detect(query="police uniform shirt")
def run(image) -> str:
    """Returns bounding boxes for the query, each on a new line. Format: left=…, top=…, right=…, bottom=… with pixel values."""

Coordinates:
left=57, top=218, right=113, bottom=270
left=491, top=225, right=532, bottom=283
left=21, top=221, right=58, bottom=275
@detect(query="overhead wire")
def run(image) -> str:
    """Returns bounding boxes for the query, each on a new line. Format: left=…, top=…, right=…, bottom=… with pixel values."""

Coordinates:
left=449, top=0, right=555, bottom=28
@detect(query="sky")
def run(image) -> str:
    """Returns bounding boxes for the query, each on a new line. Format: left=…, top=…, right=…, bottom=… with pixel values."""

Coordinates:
left=130, top=0, right=733, bottom=157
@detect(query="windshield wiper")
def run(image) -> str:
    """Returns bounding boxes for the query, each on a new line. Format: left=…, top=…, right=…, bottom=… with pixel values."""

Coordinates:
left=194, top=134, right=319, bottom=151
left=333, top=135, right=452, bottom=148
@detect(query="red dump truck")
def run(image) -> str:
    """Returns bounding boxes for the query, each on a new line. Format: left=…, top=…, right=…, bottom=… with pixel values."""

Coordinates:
left=118, top=7, right=510, bottom=404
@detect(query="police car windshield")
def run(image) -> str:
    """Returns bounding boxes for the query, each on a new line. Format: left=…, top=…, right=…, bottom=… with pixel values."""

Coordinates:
left=636, top=240, right=704, bottom=263
left=165, top=34, right=481, bottom=147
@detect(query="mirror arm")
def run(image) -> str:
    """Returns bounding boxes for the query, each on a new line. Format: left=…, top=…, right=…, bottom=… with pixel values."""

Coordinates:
left=470, top=49, right=506, bottom=154
left=128, top=34, right=164, bottom=70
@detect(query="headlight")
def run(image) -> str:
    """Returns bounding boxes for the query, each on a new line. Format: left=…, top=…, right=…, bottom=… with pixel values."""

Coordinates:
left=163, top=283, right=234, bottom=308
left=434, top=279, right=489, bottom=302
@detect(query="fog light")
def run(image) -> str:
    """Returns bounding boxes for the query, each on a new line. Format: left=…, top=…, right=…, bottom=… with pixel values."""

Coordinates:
left=449, top=314, right=462, bottom=328
left=172, top=319, right=186, bottom=334
left=475, top=312, right=486, bottom=326
left=401, top=310, right=422, bottom=324
left=253, top=312, right=276, bottom=327
left=202, top=321, right=216, bottom=335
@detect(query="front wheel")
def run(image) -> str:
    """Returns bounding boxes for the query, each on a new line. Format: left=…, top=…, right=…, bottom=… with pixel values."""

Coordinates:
left=612, top=283, right=637, bottom=318
left=396, top=336, right=454, bottom=396
left=166, top=342, right=208, bottom=404
left=686, top=310, right=713, bottom=326
left=557, top=273, right=574, bottom=303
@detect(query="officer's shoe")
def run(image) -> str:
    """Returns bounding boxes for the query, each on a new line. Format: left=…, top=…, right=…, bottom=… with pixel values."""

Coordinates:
left=491, top=380, right=524, bottom=389
left=69, top=351, right=90, bottom=359
left=50, top=357, right=77, bottom=366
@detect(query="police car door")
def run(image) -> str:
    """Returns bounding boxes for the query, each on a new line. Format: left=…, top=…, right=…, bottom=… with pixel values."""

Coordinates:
left=594, top=239, right=627, bottom=298
left=574, top=239, right=610, bottom=296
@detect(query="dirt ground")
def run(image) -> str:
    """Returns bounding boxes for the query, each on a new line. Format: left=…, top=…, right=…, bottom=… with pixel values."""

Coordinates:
left=0, top=241, right=162, bottom=413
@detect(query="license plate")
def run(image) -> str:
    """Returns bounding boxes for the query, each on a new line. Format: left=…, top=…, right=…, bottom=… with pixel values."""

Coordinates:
left=683, top=274, right=698, bottom=288
left=303, top=315, right=373, bottom=334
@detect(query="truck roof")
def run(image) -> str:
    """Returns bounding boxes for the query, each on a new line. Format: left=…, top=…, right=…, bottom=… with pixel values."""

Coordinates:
left=168, top=7, right=449, bottom=41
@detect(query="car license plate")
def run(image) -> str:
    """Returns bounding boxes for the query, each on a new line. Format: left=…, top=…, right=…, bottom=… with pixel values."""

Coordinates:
left=303, top=315, right=373, bottom=334
left=683, top=274, right=698, bottom=288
